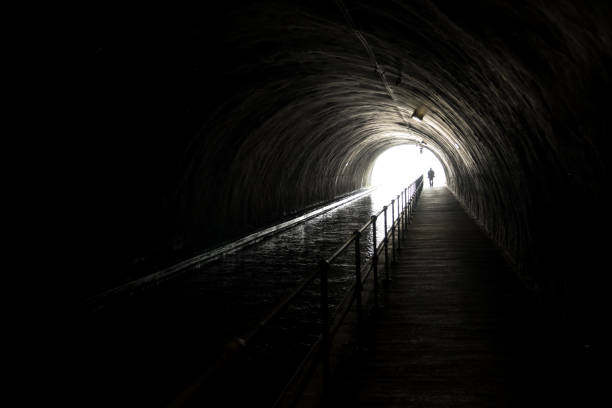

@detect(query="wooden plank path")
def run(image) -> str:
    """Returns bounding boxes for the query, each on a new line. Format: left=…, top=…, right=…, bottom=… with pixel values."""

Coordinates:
left=326, top=187, right=587, bottom=407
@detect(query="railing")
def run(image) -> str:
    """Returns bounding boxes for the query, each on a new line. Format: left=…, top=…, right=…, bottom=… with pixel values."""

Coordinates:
left=169, top=175, right=424, bottom=408
left=269, top=175, right=424, bottom=406
left=314, top=175, right=423, bottom=401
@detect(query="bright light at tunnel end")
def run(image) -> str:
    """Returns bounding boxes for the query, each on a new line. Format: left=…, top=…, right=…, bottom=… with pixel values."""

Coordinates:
left=370, top=145, right=446, bottom=192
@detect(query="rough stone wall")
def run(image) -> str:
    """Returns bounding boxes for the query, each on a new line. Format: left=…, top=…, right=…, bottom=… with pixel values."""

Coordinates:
left=81, top=0, right=612, bottom=320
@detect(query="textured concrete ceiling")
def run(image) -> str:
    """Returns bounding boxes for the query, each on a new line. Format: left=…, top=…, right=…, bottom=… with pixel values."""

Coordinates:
left=82, top=0, right=612, bottom=302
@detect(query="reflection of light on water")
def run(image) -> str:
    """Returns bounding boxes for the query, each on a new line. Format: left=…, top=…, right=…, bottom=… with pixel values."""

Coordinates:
left=370, top=144, right=446, bottom=209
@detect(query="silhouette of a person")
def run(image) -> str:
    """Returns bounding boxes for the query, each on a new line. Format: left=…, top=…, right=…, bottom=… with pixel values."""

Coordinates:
left=427, top=168, right=435, bottom=187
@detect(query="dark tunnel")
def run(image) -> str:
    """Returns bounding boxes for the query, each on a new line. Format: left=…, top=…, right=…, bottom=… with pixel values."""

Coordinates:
left=69, top=0, right=611, bottom=403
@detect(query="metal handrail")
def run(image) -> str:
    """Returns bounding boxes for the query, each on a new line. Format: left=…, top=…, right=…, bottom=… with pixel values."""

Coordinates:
left=274, top=175, right=424, bottom=406
left=169, top=176, right=424, bottom=408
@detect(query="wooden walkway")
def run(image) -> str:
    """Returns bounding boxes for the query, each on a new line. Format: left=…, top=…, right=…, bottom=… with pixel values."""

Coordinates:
left=326, top=187, right=584, bottom=407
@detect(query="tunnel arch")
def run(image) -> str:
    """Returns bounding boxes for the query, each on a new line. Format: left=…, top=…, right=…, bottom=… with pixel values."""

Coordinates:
left=81, top=0, right=612, bottom=336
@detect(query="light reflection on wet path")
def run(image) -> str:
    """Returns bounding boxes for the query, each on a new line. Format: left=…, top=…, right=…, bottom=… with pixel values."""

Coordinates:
left=86, top=186, right=410, bottom=407
left=169, top=186, right=402, bottom=330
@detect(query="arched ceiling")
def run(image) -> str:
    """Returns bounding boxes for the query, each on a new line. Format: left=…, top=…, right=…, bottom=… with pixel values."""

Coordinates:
left=83, top=0, right=612, bottom=296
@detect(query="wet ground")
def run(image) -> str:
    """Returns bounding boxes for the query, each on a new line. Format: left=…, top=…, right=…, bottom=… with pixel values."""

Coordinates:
left=76, top=186, right=409, bottom=407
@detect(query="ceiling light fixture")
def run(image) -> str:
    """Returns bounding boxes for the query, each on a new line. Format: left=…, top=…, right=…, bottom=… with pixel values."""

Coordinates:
left=411, top=105, right=427, bottom=121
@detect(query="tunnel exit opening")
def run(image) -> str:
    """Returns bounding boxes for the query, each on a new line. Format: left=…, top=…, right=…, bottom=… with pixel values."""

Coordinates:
left=370, top=144, right=446, bottom=193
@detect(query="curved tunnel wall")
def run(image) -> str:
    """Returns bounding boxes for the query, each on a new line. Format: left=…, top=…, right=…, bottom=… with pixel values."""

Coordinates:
left=83, top=0, right=612, bottom=334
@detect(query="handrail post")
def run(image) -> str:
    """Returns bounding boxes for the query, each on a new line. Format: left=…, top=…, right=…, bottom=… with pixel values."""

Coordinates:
left=397, top=191, right=404, bottom=242
left=319, top=259, right=330, bottom=397
left=409, top=187, right=413, bottom=222
left=354, top=230, right=363, bottom=325
left=371, top=215, right=379, bottom=310
left=408, top=188, right=411, bottom=221
left=400, top=189, right=404, bottom=239
left=396, top=195, right=401, bottom=251
left=413, top=187, right=416, bottom=219
left=403, top=189, right=408, bottom=234
left=416, top=183, right=419, bottom=213
left=390, top=200, right=396, bottom=264
left=383, top=206, right=389, bottom=281
left=411, top=185, right=415, bottom=220
left=407, top=188, right=410, bottom=224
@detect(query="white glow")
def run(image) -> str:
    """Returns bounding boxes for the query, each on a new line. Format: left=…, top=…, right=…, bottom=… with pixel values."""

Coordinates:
left=370, top=144, right=446, bottom=194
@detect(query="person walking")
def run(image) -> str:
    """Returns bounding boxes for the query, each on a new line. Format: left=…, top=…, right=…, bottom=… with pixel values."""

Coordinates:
left=427, top=167, right=435, bottom=187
